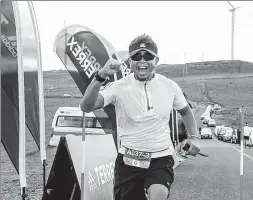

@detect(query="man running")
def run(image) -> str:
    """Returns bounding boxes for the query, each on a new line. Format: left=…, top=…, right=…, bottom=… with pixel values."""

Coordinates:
left=80, top=34, right=201, bottom=200
left=244, top=123, right=251, bottom=148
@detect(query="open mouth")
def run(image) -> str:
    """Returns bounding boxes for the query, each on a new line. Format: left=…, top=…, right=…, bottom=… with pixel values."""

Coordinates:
left=138, top=66, right=148, bottom=75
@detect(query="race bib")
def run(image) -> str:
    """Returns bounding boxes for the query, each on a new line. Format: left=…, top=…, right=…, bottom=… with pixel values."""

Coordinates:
left=123, top=148, right=151, bottom=169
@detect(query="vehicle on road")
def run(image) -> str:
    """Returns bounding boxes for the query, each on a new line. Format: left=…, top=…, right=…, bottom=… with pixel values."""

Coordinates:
left=201, top=112, right=210, bottom=121
left=215, top=125, right=222, bottom=137
left=223, top=129, right=233, bottom=142
left=213, top=104, right=221, bottom=110
left=217, top=126, right=225, bottom=140
left=218, top=126, right=231, bottom=141
left=49, top=107, right=110, bottom=146
left=231, top=129, right=238, bottom=144
left=201, top=127, right=213, bottom=139
left=207, top=119, right=216, bottom=127
left=202, top=117, right=210, bottom=124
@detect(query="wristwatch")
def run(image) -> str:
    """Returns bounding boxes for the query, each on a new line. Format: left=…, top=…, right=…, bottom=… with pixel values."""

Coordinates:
left=94, top=71, right=106, bottom=82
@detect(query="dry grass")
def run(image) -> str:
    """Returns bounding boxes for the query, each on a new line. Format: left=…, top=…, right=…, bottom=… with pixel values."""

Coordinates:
left=156, top=60, right=253, bottom=128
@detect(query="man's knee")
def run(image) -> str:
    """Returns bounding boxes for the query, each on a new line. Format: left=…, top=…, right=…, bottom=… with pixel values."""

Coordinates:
left=147, top=184, right=169, bottom=200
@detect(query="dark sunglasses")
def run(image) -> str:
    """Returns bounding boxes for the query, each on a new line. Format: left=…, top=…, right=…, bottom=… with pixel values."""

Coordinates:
left=131, top=52, right=156, bottom=61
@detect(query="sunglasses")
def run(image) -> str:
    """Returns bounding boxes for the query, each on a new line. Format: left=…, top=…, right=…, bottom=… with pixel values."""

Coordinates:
left=131, top=52, right=156, bottom=61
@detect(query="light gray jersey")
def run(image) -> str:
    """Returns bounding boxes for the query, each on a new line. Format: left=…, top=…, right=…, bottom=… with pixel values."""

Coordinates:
left=100, top=73, right=188, bottom=157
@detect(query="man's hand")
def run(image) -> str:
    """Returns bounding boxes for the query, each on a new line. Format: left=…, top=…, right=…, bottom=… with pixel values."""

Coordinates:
left=182, top=136, right=201, bottom=156
left=98, top=58, right=122, bottom=78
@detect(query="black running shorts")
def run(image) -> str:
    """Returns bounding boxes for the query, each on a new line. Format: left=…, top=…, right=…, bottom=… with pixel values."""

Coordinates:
left=113, top=153, right=175, bottom=200
left=244, top=136, right=249, bottom=140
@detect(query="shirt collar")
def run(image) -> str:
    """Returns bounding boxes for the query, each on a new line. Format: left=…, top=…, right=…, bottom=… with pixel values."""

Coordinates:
left=132, top=73, right=156, bottom=84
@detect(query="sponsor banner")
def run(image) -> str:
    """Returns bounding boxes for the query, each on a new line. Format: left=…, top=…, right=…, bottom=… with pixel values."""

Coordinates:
left=17, top=1, right=41, bottom=149
left=1, top=88, right=20, bottom=172
left=54, top=25, right=132, bottom=148
left=65, top=135, right=117, bottom=200
left=1, top=1, right=41, bottom=174
left=65, top=33, right=107, bottom=81
left=1, top=0, right=20, bottom=172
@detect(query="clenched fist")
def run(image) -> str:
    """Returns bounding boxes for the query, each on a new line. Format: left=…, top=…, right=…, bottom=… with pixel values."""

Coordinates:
left=182, top=137, right=201, bottom=156
left=98, top=58, right=123, bottom=79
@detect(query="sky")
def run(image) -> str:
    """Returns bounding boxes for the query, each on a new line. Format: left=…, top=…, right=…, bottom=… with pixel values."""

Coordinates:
left=32, top=1, right=253, bottom=71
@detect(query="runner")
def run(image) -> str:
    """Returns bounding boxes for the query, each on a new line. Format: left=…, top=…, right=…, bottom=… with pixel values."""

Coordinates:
left=244, top=123, right=251, bottom=148
left=80, top=34, right=201, bottom=200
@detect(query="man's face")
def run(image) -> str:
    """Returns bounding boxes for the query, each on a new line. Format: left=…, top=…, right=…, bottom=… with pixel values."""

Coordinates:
left=129, top=50, right=158, bottom=81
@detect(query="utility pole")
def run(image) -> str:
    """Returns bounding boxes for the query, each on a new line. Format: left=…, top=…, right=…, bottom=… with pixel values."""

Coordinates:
left=201, top=52, right=205, bottom=62
left=227, top=1, right=241, bottom=60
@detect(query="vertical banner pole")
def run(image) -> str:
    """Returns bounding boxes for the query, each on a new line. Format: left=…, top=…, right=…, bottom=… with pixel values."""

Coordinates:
left=0, top=3, right=2, bottom=200
left=240, top=106, right=244, bottom=200
left=64, top=20, right=67, bottom=71
left=81, top=112, right=86, bottom=200
left=12, top=1, right=27, bottom=198
left=28, top=2, right=47, bottom=199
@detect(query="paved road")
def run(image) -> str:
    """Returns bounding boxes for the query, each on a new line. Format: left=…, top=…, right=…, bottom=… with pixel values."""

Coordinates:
left=170, top=104, right=253, bottom=200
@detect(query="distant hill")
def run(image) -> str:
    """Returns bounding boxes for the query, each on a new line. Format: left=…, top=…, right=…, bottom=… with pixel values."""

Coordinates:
left=154, top=60, right=253, bottom=128
left=47, top=60, right=253, bottom=78
left=43, top=60, right=253, bottom=128
left=155, top=60, right=253, bottom=78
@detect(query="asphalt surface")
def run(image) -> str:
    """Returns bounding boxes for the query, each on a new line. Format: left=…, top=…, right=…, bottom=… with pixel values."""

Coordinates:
left=170, top=104, right=253, bottom=200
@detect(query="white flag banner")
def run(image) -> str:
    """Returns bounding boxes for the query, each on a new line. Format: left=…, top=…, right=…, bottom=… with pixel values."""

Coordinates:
left=28, top=1, right=46, bottom=163
left=12, top=1, right=27, bottom=189
left=8, top=1, right=46, bottom=192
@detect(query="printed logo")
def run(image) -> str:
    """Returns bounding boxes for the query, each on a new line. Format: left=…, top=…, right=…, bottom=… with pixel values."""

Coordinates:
left=1, top=34, right=17, bottom=57
left=1, top=13, right=17, bottom=57
left=132, top=160, right=140, bottom=167
left=1, top=13, right=9, bottom=25
left=94, top=161, right=115, bottom=186
left=87, top=161, right=115, bottom=192
left=88, top=171, right=97, bottom=191
left=140, top=43, right=146, bottom=48
left=66, top=36, right=102, bottom=78
left=121, top=63, right=131, bottom=77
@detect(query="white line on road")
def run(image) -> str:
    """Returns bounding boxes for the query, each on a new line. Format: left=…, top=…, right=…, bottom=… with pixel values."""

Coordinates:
left=222, top=142, right=253, bottom=162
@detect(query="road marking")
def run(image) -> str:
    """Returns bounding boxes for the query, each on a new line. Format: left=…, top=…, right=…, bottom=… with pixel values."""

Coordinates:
left=222, top=142, right=253, bottom=161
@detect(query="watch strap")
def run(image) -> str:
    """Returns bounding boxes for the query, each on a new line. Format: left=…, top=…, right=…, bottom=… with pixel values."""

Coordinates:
left=95, top=71, right=106, bottom=82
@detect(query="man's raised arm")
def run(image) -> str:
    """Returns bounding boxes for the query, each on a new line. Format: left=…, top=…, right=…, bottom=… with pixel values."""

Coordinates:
left=80, top=58, right=122, bottom=112
left=80, top=77, right=105, bottom=112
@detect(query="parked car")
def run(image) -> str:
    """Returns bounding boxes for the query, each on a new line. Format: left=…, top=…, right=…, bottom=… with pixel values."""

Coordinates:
left=215, top=125, right=223, bottom=137
left=201, top=127, right=213, bottom=139
left=49, top=107, right=111, bottom=146
left=231, top=129, right=238, bottom=144
left=218, top=126, right=231, bottom=141
left=208, top=119, right=216, bottom=127
left=213, top=104, right=221, bottom=110
left=202, top=117, right=210, bottom=124
left=223, top=129, right=233, bottom=142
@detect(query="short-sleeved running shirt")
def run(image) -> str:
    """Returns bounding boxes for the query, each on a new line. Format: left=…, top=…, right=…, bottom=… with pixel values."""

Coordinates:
left=100, top=73, right=188, bottom=156
left=244, top=126, right=251, bottom=137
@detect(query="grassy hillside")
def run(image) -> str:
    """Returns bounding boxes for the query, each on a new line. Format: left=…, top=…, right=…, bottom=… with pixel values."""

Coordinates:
left=155, top=60, right=253, bottom=128
left=156, top=60, right=253, bottom=78
left=43, top=60, right=253, bottom=128
left=43, top=70, right=82, bottom=98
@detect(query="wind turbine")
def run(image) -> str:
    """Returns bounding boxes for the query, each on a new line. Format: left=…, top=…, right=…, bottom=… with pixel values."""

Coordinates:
left=227, top=1, right=241, bottom=60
